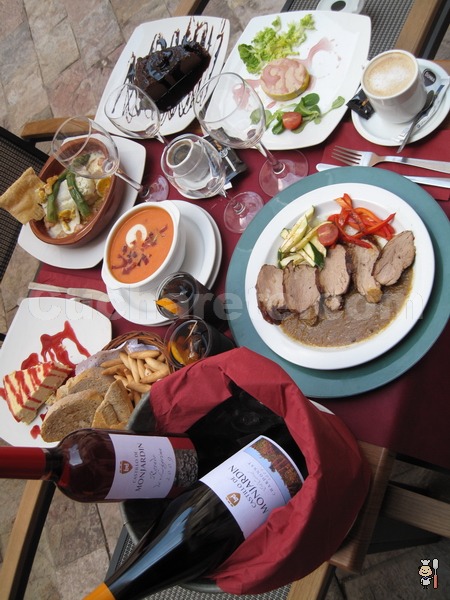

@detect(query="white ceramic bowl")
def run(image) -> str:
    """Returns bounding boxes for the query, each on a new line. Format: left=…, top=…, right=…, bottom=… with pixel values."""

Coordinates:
left=101, top=200, right=186, bottom=291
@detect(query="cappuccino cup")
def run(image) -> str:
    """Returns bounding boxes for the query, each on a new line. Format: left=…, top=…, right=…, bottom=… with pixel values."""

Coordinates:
left=361, top=50, right=427, bottom=123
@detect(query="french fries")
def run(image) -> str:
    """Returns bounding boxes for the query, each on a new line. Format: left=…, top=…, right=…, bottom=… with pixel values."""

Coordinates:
left=100, top=346, right=170, bottom=405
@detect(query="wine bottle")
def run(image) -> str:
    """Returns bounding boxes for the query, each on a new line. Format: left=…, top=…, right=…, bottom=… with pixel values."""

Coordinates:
left=0, top=390, right=284, bottom=503
left=84, top=424, right=307, bottom=600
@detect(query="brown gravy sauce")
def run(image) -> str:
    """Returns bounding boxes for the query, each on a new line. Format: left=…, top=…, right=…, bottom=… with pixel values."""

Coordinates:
left=281, top=267, right=413, bottom=347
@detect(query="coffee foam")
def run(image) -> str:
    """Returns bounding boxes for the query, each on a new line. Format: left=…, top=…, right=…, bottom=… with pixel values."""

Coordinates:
left=364, top=53, right=416, bottom=98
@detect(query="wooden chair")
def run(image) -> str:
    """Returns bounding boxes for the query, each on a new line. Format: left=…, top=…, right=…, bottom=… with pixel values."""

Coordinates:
left=287, top=446, right=450, bottom=600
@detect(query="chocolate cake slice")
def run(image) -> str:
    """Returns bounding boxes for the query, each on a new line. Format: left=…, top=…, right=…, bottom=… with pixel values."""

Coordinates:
left=134, top=40, right=211, bottom=112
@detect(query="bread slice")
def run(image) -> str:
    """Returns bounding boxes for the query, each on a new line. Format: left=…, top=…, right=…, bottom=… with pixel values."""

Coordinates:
left=48, top=366, right=115, bottom=405
left=92, top=380, right=134, bottom=430
left=41, top=389, right=103, bottom=442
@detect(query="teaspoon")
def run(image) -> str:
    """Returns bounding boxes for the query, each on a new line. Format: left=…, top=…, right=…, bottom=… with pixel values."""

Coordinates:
left=396, top=90, right=436, bottom=153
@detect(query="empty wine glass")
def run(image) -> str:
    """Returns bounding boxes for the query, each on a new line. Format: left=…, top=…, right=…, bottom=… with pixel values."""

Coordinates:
left=104, top=83, right=169, bottom=202
left=161, top=133, right=264, bottom=234
left=51, top=116, right=154, bottom=200
left=193, top=72, right=309, bottom=197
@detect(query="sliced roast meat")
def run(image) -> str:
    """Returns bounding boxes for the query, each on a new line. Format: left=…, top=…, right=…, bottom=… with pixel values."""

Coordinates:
left=373, top=230, right=415, bottom=286
left=256, top=264, right=288, bottom=324
left=348, top=242, right=382, bottom=304
left=283, top=263, right=320, bottom=325
left=318, top=244, right=351, bottom=311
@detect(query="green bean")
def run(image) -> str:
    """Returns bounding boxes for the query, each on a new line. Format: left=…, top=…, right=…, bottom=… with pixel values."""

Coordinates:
left=46, top=171, right=67, bottom=223
left=66, top=171, right=91, bottom=218
left=72, top=153, right=91, bottom=170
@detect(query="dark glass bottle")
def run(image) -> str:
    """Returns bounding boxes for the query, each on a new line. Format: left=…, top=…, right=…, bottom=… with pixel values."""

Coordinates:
left=84, top=424, right=308, bottom=600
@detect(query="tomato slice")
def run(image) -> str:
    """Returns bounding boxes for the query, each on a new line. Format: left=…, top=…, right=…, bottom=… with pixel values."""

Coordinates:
left=317, top=222, right=339, bottom=247
left=281, top=112, right=303, bottom=130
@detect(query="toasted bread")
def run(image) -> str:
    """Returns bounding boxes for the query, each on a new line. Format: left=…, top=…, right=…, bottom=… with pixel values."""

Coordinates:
left=41, top=388, right=103, bottom=442
left=92, top=380, right=134, bottom=430
left=48, top=366, right=115, bottom=405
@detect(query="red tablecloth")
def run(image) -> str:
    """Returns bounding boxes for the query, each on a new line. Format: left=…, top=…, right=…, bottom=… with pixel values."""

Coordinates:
left=34, top=122, right=450, bottom=470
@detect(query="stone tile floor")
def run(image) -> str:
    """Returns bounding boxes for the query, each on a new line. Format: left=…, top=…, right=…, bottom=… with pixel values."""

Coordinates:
left=0, top=1, right=449, bottom=598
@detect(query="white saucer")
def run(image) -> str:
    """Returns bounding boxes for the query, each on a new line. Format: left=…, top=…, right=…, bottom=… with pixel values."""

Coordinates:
left=107, top=201, right=222, bottom=326
left=352, top=59, right=450, bottom=147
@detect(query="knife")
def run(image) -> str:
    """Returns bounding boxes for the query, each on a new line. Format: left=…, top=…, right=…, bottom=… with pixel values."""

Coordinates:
left=315, top=163, right=450, bottom=189
left=28, top=282, right=110, bottom=302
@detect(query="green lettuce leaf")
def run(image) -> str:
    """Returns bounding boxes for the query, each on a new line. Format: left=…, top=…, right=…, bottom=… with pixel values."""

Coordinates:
left=238, top=14, right=315, bottom=75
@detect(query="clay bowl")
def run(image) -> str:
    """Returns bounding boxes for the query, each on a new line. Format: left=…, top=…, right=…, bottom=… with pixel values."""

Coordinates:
left=29, top=155, right=124, bottom=247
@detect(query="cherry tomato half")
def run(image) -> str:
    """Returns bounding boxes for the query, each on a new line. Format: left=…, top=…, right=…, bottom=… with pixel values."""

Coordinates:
left=317, top=222, right=339, bottom=247
left=281, top=112, right=303, bottom=130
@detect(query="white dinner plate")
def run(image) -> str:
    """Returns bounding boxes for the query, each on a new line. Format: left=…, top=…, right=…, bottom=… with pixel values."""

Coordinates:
left=223, top=11, right=371, bottom=150
left=107, top=201, right=222, bottom=325
left=18, top=137, right=145, bottom=270
left=0, top=298, right=112, bottom=447
left=245, top=182, right=434, bottom=370
left=352, top=60, right=450, bottom=146
left=95, top=16, right=230, bottom=137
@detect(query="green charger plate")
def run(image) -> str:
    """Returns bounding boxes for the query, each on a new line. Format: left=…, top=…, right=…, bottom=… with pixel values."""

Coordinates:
left=226, top=167, right=450, bottom=398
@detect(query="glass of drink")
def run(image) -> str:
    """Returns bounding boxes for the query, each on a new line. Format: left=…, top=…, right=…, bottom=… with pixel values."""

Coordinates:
left=160, top=133, right=264, bottom=234
left=165, top=317, right=235, bottom=370
left=155, top=272, right=227, bottom=327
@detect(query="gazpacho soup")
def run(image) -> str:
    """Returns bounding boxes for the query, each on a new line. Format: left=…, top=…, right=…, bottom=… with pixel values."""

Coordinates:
left=108, top=205, right=174, bottom=284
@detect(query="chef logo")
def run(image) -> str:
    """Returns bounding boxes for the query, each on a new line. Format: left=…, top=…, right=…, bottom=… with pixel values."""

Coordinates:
left=226, top=492, right=241, bottom=506
left=119, top=460, right=133, bottom=474
left=418, top=559, right=439, bottom=589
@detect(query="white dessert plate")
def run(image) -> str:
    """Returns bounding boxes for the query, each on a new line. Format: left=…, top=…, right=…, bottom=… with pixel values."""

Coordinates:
left=107, top=201, right=222, bottom=325
left=95, top=16, right=230, bottom=137
left=18, top=137, right=145, bottom=270
left=223, top=10, right=371, bottom=150
left=352, top=60, right=450, bottom=146
left=245, top=182, right=434, bottom=370
left=0, top=298, right=112, bottom=447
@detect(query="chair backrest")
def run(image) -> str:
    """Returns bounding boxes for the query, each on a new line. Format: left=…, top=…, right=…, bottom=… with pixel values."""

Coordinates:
left=0, top=127, right=48, bottom=282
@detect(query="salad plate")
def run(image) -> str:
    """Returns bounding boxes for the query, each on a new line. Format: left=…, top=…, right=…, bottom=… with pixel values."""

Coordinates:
left=352, top=60, right=450, bottom=146
left=95, top=16, right=230, bottom=137
left=226, top=166, right=450, bottom=398
left=245, top=182, right=434, bottom=370
left=18, top=136, right=145, bottom=270
left=107, top=201, right=222, bottom=326
left=223, top=11, right=371, bottom=150
left=0, top=298, right=112, bottom=447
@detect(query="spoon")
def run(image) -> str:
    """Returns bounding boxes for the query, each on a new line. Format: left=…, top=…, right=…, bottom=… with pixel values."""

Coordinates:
left=397, top=90, right=436, bottom=153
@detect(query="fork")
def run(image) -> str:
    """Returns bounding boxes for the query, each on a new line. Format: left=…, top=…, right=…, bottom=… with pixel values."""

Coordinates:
left=331, top=146, right=450, bottom=175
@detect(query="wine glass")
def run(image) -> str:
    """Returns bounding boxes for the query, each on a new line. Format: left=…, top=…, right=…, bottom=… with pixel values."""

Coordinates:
left=193, top=72, right=309, bottom=197
left=51, top=116, right=154, bottom=200
left=104, top=83, right=169, bottom=201
left=161, top=133, right=264, bottom=234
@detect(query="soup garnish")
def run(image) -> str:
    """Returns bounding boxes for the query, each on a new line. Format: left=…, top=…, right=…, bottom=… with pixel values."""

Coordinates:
left=108, top=206, right=174, bottom=284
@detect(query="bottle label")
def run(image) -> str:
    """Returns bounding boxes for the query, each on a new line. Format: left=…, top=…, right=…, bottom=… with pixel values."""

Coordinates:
left=200, top=435, right=304, bottom=539
left=105, top=435, right=195, bottom=500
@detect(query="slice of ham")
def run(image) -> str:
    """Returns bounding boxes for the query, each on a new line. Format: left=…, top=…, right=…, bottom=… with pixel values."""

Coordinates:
left=256, top=264, right=287, bottom=324
left=283, top=263, right=320, bottom=325
left=318, top=244, right=351, bottom=311
left=373, top=231, right=415, bottom=286
left=260, top=58, right=309, bottom=101
left=348, top=242, right=382, bottom=304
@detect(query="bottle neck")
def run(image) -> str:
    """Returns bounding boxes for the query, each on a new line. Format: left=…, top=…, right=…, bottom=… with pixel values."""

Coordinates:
left=0, top=446, right=52, bottom=480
